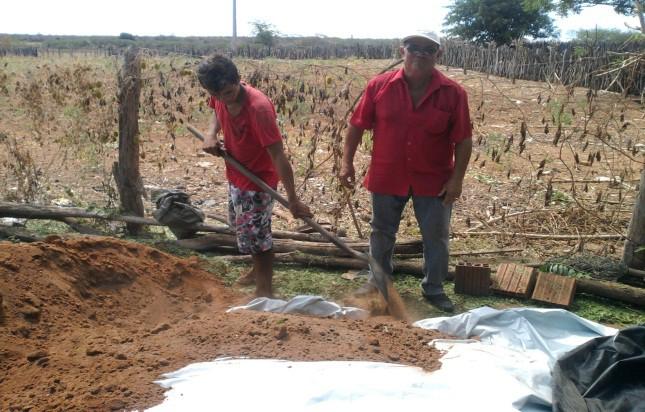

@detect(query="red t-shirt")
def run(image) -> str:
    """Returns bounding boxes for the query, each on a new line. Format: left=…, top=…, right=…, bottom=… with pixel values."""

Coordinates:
left=208, top=84, right=281, bottom=191
left=350, top=68, right=472, bottom=196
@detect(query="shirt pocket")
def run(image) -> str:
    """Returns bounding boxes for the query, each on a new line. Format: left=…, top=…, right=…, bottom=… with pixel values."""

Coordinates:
left=411, top=108, right=452, bottom=173
left=422, top=107, right=451, bottom=136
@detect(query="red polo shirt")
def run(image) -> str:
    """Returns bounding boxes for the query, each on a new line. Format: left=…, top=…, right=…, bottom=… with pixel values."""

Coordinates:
left=208, top=84, right=281, bottom=191
left=350, top=68, right=472, bottom=196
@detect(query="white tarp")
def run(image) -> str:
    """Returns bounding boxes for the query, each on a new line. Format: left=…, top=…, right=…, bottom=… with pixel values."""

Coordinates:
left=227, top=295, right=369, bottom=320
left=415, top=307, right=617, bottom=411
left=145, top=303, right=618, bottom=412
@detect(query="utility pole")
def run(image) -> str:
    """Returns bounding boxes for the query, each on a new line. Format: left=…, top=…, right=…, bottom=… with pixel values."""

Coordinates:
left=231, top=0, right=237, bottom=51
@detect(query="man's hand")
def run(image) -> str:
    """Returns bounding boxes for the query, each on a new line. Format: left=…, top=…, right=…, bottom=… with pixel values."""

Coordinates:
left=438, top=176, right=463, bottom=206
left=288, top=198, right=313, bottom=219
left=203, top=135, right=225, bottom=157
left=339, top=162, right=356, bottom=188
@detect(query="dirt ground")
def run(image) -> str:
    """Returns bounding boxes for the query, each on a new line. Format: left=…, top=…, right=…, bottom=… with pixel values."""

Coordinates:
left=0, top=236, right=447, bottom=411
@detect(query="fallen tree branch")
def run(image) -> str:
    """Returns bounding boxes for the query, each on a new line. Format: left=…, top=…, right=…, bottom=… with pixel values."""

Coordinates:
left=395, top=247, right=524, bottom=259
left=216, top=251, right=441, bottom=279
left=60, top=217, right=106, bottom=235
left=0, top=201, right=342, bottom=243
left=467, top=209, right=551, bottom=232
left=453, top=231, right=625, bottom=240
left=0, top=201, right=197, bottom=228
left=627, top=267, right=645, bottom=278
left=176, top=233, right=425, bottom=256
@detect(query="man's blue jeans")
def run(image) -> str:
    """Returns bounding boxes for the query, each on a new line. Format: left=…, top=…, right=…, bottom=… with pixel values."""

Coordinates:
left=367, top=192, right=452, bottom=297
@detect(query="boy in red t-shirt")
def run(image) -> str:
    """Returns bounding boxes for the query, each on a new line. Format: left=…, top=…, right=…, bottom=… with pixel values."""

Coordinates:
left=197, top=55, right=312, bottom=298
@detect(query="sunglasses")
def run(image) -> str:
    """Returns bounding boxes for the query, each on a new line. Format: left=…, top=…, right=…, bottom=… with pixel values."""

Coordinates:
left=404, top=43, right=439, bottom=56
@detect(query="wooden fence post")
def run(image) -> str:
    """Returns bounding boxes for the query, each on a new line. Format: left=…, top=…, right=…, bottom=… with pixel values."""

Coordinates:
left=113, top=47, right=144, bottom=235
left=623, top=168, right=645, bottom=270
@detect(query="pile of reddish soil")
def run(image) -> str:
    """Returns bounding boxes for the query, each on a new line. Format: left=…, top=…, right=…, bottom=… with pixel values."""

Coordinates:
left=0, top=237, right=446, bottom=411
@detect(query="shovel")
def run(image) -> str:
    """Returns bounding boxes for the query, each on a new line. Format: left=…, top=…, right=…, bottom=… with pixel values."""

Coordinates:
left=186, top=124, right=407, bottom=319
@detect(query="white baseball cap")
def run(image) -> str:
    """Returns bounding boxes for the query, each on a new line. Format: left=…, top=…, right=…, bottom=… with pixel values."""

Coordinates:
left=402, top=31, right=441, bottom=47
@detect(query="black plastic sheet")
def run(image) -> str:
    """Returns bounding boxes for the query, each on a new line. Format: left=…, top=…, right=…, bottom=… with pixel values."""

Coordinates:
left=552, top=325, right=645, bottom=412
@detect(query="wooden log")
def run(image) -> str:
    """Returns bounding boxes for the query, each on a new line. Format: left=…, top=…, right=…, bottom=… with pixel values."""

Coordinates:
left=60, top=217, right=106, bottom=235
left=395, top=247, right=523, bottom=259
left=576, top=278, right=645, bottom=307
left=0, top=201, right=228, bottom=231
left=176, top=233, right=425, bottom=257
left=628, top=267, right=645, bottom=278
left=113, top=47, right=144, bottom=235
left=217, top=251, right=452, bottom=279
left=0, top=201, right=351, bottom=243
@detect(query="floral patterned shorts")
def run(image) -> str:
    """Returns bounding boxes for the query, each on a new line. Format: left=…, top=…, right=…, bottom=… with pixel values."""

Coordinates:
left=228, top=183, right=274, bottom=255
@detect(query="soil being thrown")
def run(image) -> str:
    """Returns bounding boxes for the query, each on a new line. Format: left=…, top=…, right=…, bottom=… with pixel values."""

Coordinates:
left=0, top=236, right=446, bottom=411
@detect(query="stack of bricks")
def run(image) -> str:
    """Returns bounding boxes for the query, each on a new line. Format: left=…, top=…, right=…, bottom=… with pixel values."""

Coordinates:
left=454, top=263, right=491, bottom=296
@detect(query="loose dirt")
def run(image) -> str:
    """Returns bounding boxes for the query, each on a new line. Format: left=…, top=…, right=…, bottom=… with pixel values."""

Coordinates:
left=0, top=236, right=446, bottom=411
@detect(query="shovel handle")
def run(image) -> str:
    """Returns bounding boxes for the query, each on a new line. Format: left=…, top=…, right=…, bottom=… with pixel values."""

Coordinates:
left=186, top=124, right=367, bottom=262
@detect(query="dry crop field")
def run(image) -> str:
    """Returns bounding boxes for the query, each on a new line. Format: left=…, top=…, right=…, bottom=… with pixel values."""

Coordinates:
left=1, top=52, right=643, bottom=260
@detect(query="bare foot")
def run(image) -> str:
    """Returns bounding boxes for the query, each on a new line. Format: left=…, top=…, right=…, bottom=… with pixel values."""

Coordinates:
left=235, top=270, right=256, bottom=286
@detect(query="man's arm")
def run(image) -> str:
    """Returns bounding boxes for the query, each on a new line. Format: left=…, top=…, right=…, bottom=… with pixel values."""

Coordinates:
left=266, top=141, right=313, bottom=219
left=339, top=125, right=365, bottom=188
left=439, top=138, right=472, bottom=205
left=203, top=112, right=223, bottom=156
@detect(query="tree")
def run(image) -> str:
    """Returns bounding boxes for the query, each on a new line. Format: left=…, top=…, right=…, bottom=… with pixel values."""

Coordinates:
left=524, top=0, right=645, bottom=33
left=444, top=0, right=557, bottom=45
left=251, top=21, right=278, bottom=48
left=623, top=168, right=645, bottom=270
left=573, top=27, right=639, bottom=42
left=0, top=35, right=12, bottom=49
left=119, top=33, right=136, bottom=41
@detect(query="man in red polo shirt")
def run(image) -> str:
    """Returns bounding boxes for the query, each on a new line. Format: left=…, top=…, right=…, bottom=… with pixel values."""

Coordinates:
left=340, top=32, right=472, bottom=312
left=197, top=55, right=312, bottom=298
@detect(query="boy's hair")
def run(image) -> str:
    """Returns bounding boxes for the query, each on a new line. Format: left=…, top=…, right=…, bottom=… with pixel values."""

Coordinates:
left=197, top=55, right=240, bottom=93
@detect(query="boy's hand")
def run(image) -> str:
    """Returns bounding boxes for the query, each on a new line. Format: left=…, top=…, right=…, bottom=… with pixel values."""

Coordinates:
left=203, top=137, right=225, bottom=157
left=288, top=198, right=313, bottom=219
left=339, top=162, right=356, bottom=188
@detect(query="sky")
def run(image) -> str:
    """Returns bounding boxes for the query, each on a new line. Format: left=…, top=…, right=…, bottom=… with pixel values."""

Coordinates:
left=2, top=0, right=641, bottom=40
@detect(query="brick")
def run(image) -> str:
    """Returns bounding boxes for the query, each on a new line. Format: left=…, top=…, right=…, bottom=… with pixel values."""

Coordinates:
left=455, top=263, right=491, bottom=296
left=491, top=263, right=537, bottom=298
left=531, top=272, right=577, bottom=307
